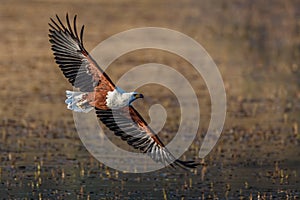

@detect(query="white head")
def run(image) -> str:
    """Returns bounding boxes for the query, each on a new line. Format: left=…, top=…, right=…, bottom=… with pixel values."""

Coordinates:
left=106, top=89, right=144, bottom=109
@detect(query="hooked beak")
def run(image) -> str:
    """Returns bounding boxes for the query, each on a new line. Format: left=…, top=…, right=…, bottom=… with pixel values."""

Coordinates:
left=134, top=93, right=144, bottom=99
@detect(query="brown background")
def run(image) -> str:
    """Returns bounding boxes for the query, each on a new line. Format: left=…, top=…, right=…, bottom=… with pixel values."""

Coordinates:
left=0, top=0, right=299, bottom=199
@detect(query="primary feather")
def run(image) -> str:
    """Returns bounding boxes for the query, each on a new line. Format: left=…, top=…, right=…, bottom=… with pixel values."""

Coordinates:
left=49, top=14, right=199, bottom=169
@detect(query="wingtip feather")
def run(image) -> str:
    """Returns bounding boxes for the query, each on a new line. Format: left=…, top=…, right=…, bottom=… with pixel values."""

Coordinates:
left=174, top=159, right=200, bottom=169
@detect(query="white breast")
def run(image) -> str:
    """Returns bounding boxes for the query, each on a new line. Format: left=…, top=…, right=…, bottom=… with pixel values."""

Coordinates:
left=106, top=89, right=133, bottom=109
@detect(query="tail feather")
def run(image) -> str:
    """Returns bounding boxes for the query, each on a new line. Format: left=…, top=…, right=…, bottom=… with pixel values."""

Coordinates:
left=65, top=90, right=93, bottom=113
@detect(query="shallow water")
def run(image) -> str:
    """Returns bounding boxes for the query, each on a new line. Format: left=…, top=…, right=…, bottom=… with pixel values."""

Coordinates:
left=1, top=101, right=299, bottom=199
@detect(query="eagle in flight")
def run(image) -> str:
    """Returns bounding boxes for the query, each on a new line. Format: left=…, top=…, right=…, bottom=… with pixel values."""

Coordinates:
left=48, top=14, right=198, bottom=169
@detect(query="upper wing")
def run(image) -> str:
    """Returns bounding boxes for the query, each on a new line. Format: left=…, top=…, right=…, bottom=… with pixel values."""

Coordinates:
left=49, top=14, right=198, bottom=169
left=48, top=14, right=115, bottom=92
left=96, top=106, right=199, bottom=169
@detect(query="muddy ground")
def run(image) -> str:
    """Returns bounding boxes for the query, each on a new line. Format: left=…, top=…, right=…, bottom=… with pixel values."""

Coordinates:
left=0, top=0, right=299, bottom=199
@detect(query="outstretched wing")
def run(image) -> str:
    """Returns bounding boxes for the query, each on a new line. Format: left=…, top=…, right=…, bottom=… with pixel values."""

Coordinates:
left=96, top=106, right=199, bottom=169
left=49, top=14, right=198, bottom=169
left=48, top=14, right=114, bottom=92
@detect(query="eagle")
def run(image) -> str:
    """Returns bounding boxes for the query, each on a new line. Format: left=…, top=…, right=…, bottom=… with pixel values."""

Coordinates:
left=48, top=14, right=198, bottom=169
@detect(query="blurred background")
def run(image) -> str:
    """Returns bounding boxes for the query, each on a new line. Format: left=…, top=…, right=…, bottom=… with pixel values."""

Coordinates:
left=0, top=0, right=299, bottom=199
